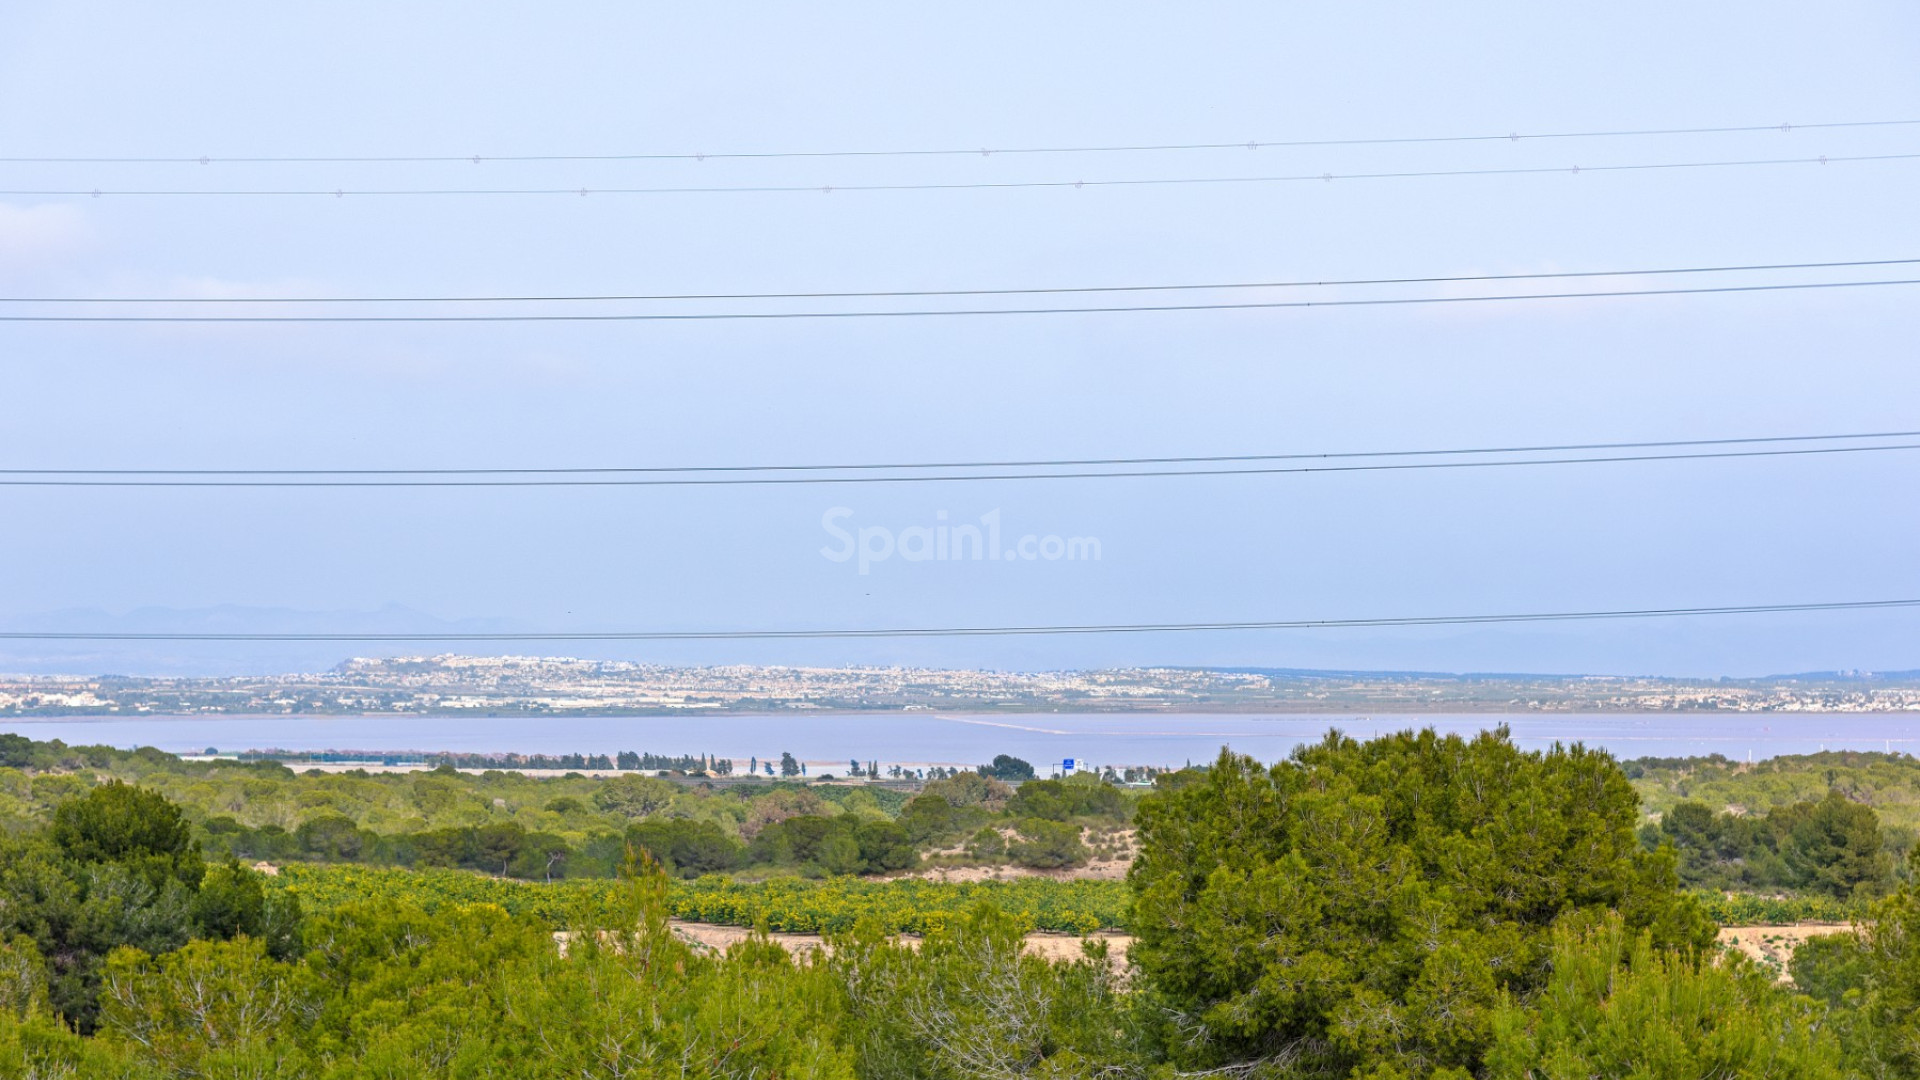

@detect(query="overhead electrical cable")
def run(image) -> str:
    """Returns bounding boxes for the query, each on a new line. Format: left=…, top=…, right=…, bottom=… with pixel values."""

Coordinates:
left=1, top=600, right=1914, bottom=641
left=6, top=257, right=1914, bottom=305
left=2, top=118, right=1914, bottom=164
left=3, top=432, right=1914, bottom=487
left=14, top=427, right=1912, bottom=473
left=5, top=150, right=1917, bottom=199
left=4, top=277, right=1916, bottom=323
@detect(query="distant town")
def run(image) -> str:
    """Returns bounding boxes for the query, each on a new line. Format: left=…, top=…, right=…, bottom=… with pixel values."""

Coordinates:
left=1, top=655, right=1917, bottom=716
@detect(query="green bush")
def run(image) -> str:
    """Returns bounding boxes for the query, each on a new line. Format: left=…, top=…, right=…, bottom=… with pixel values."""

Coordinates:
left=626, top=818, right=744, bottom=878
left=1129, top=732, right=1712, bottom=1078
left=267, top=863, right=1129, bottom=935
left=1006, top=777, right=1127, bottom=822
left=964, top=826, right=1006, bottom=860
left=1486, top=916, right=1849, bottom=1078
left=1008, top=818, right=1088, bottom=869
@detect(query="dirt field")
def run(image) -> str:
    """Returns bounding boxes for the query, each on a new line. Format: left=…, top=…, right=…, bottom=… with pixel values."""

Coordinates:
left=562, top=919, right=1848, bottom=977
left=1716, top=923, right=1852, bottom=978
left=666, top=920, right=1133, bottom=966
left=902, top=860, right=1130, bottom=883
left=653, top=921, right=1842, bottom=976
left=904, top=827, right=1137, bottom=882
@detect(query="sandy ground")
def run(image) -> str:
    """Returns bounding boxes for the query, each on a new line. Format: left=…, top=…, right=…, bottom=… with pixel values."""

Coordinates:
left=663, top=920, right=1133, bottom=966
left=663, top=922, right=1841, bottom=979
left=902, top=859, right=1130, bottom=883
left=265, top=848, right=1842, bottom=981
left=650, top=922, right=1839, bottom=976
left=1716, top=923, right=1853, bottom=977
left=902, top=827, right=1137, bottom=882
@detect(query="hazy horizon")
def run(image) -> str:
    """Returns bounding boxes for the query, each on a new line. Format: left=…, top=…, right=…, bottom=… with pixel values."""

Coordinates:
left=3, top=2, right=1916, bottom=678
left=2, top=602, right=1917, bottom=682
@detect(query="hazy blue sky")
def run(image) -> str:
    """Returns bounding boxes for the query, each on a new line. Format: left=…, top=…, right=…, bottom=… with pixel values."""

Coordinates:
left=1, top=2, right=1916, bottom=677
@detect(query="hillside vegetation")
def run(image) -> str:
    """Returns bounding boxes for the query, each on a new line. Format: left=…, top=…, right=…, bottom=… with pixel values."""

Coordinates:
left=0, top=734, right=1136, bottom=881
left=9, top=728, right=1920, bottom=1077
left=1629, top=749, right=1920, bottom=834
left=1627, top=751, right=1917, bottom=904
left=7, top=734, right=1915, bottom=905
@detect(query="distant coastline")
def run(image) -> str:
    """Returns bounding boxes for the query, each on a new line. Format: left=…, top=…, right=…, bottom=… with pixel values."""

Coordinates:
left=0, top=653, right=1912, bottom=711
left=5, top=708, right=1914, bottom=768
left=7, top=703, right=1920, bottom=720
left=4, top=655, right=1920, bottom=718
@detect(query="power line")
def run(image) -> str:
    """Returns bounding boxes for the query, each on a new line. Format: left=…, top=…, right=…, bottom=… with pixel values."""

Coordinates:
left=11, top=427, right=1910, bottom=474
left=1, top=599, right=1913, bottom=641
left=2, top=118, right=1913, bottom=165
left=3, top=438, right=1915, bottom=487
left=6, top=257, right=1913, bottom=305
left=5, top=150, right=1915, bottom=199
left=4, top=277, right=1915, bottom=323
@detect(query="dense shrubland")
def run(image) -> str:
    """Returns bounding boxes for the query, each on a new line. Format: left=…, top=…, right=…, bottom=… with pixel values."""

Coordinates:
left=264, top=864, right=1129, bottom=934
left=1630, top=749, right=1920, bottom=842
left=1631, top=750, right=1916, bottom=911
left=11, top=734, right=1908, bottom=901
left=0, top=782, right=302, bottom=1033
left=0, top=738, right=1133, bottom=881
left=5, top=729, right=1920, bottom=1076
left=1630, top=748, right=1920, bottom=816
left=1647, top=788, right=1896, bottom=898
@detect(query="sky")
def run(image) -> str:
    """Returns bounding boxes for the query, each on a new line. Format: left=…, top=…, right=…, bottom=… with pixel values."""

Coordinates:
left=0, top=2, right=1916, bottom=678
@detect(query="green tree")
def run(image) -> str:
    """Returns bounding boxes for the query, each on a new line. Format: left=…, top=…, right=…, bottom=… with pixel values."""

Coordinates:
left=293, top=813, right=366, bottom=862
left=0, top=733, right=30, bottom=769
left=99, top=937, right=312, bottom=1077
left=854, top=819, right=918, bottom=873
left=900, top=794, right=958, bottom=843
left=830, top=903, right=1133, bottom=1080
left=627, top=819, right=744, bottom=878
left=965, top=826, right=1007, bottom=861
left=1, top=826, right=199, bottom=1030
left=590, top=773, right=677, bottom=818
left=0, top=1008, right=153, bottom=1078
left=0, top=936, right=45, bottom=1019
left=473, top=821, right=527, bottom=877
left=1657, top=798, right=1788, bottom=890
left=51, top=782, right=203, bottom=892
left=1789, top=931, right=1870, bottom=1009
left=405, top=825, right=470, bottom=868
left=1008, top=777, right=1127, bottom=822
left=979, top=754, right=1036, bottom=781
left=1825, top=852, right=1920, bottom=1077
left=510, top=830, right=575, bottom=882
left=817, top=832, right=864, bottom=876
left=1128, top=731, right=1712, bottom=1079
left=742, top=787, right=829, bottom=839
left=1485, top=915, right=1848, bottom=1079
left=1773, top=789, right=1892, bottom=899
left=190, top=861, right=303, bottom=960
left=1008, top=819, right=1089, bottom=870
left=922, top=772, right=1012, bottom=812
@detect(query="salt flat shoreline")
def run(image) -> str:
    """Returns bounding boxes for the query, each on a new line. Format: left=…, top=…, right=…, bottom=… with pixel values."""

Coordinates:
left=9, top=704, right=1919, bottom=720
left=7, top=710, right=1917, bottom=767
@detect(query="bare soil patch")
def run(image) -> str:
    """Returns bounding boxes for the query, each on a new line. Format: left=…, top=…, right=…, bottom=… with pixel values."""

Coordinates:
left=666, top=920, right=1132, bottom=966
left=902, top=859, right=1130, bottom=883
left=903, top=826, right=1137, bottom=882
left=1717, top=923, right=1852, bottom=978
